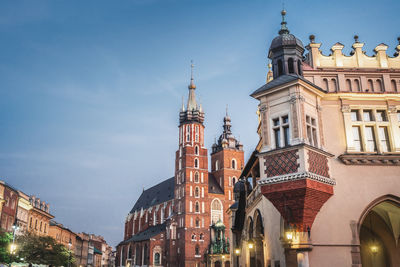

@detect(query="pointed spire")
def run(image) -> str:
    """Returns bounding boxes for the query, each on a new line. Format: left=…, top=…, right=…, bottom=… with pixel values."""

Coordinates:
left=181, top=96, right=185, bottom=112
left=278, top=9, right=289, bottom=35
left=187, top=60, right=198, bottom=111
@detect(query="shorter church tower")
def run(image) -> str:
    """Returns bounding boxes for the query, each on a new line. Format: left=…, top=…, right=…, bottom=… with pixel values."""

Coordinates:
left=210, top=110, right=244, bottom=224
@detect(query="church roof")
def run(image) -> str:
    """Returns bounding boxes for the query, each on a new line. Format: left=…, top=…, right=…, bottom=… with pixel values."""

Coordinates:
left=130, top=177, right=175, bottom=213
left=121, top=222, right=167, bottom=244
left=250, top=74, right=326, bottom=98
left=208, top=173, right=224, bottom=194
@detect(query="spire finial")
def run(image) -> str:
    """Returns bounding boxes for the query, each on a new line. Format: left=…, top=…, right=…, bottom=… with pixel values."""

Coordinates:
left=354, top=35, right=359, bottom=43
left=279, top=8, right=289, bottom=35
left=188, top=60, right=196, bottom=89
left=226, top=104, right=229, bottom=117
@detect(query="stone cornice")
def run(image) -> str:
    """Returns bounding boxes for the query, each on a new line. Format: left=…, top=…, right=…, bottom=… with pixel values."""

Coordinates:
left=338, top=154, right=400, bottom=165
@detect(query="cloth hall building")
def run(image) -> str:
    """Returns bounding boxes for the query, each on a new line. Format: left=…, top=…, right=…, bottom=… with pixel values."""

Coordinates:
left=116, top=69, right=244, bottom=267
left=229, top=10, right=400, bottom=267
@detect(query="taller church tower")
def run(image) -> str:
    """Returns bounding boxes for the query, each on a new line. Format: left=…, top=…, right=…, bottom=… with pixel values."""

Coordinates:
left=174, top=63, right=210, bottom=267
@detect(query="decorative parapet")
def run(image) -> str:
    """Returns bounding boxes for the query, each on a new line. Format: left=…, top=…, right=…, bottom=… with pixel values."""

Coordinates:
left=246, top=184, right=261, bottom=208
left=305, top=36, right=400, bottom=70
left=258, top=171, right=336, bottom=186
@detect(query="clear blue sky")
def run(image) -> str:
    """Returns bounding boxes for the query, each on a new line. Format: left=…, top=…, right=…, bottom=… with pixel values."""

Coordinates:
left=1, top=0, right=398, bottom=247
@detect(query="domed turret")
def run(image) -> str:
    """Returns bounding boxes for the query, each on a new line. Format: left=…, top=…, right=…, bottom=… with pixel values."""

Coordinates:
left=268, top=9, right=305, bottom=79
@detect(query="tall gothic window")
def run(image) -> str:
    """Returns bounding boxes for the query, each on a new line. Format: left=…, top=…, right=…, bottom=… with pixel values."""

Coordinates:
left=195, top=201, right=200, bottom=213
left=186, top=125, right=191, bottom=142
left=195, top=125, right=199, bottom=142
left=195, top=187, right=200, bottom=198
left=288, top=58, right=294, bottom=74
left=194, top=158, right=199, bottom=168
left=195, top=145, right=199, bottom=155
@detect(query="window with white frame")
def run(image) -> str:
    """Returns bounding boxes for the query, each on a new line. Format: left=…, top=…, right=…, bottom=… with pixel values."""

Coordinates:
left=186, top=125, right=191, bottom=142
left=349, top=109, right=391, bottom=153
left=195, top=145, right=199, bottom=155
left=194, top=187, right=200, bottom=198
left=306, top=115, right=318, bottom=147
left=194, top=172, right=199, bottom=183
left=231, top=159, right=237, bottom=169
left=194, top=158, right=199, bottom=168
left=195, top=125, right=199, bottom=142
left=272, top=115, right=290, bottom=148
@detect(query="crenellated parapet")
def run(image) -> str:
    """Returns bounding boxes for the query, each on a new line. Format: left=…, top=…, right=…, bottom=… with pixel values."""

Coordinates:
left=305, top=35, right=400, bottom=70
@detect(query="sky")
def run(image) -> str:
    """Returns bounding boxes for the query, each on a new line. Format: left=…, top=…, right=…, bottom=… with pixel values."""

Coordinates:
left=0, top=0, right=399, bottom=247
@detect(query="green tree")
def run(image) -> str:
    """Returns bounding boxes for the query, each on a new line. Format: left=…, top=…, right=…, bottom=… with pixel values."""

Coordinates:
left=0, top=232, right=13, bottom=263
left=16, top=233, right=75, bottom=266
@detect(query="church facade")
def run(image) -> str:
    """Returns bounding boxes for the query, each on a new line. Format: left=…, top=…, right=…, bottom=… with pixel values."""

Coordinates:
left=230, top=10, right=400, bottom=267
left=116, top=68, right=244, bottom=267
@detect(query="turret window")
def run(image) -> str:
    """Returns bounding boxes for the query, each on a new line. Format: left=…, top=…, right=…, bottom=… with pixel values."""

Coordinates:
left=288, top=58, right=294, bottom=74
left=277, top=59, right=283, bottom=76
left=195, top=187, right=200, bottom=198
left=194, top=158, right=199, bottom=168
left=194, top=172, right=199, bottom=183
left=195, top=145, right=199, bottom=155
left=215, top=160, right=219, bottom=171
left=272, top=115, right=290, bottom=148
left=306, top=115, right=318, bottom=147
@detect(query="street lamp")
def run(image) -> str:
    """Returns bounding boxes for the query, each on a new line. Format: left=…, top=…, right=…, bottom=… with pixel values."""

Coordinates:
left=68, top=238, right=72, bottom=267
left=247, top=240, right=254, bottom=249
left=10, top=220, right=20, bottom=258
left=235, top=247, right=240, bottom=267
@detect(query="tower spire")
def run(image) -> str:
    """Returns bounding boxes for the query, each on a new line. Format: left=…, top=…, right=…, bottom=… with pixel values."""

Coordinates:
left=187, top=60, right=197, bottom=111
left=278, top=9, right=289, bottom=35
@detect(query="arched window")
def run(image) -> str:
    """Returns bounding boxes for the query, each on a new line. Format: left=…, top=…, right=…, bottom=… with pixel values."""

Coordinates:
left=297, top=60, right=302, bottom=76
left=186, top=125, right=191, bottom=142
left=231, top=159, right=236, bottom=169
left=277, top=59, right=283, bottom=76
left=195, top=245, right=200, bottom=255
left=215, top=160, right=219, bottom=171
left=194, top=158, right=199, bottom=168
left=194, top=172, right=199, bottom=183
left=288, top=58, right=294, bottom=74
left=323, top=78, right=329, bottom=91
left=195, top=187, right=200, bottom=198
left=191, top=233, right=196, bottom=240
left=154, top=252, right=161, bottom=266
left=195, top=202, right=200, bottom=213
left=354, top=79, right=361, bottom=92
left=211, top=199, right=223, bottom=224
left=376, top=79, right=383, bottom=92
left=346, top=79, right=352, bottom=91
left=330, top=78, right=338, bottom=92
left=368, top=79, right=374, bottom=92
left=391, top=80, right=397, bottom=92
left=199, top=233, right=204, bottom=240
left=153, top=211, right=157, bottom=225
left=195, top=145, right=199, bottom=155
left=232, top=177, right=237, bottom=185
left=195, top=217, right=200, bottom=228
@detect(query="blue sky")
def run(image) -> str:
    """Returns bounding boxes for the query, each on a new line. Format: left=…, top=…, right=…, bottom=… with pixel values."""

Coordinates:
left=1, top=0, right=399, bottom=247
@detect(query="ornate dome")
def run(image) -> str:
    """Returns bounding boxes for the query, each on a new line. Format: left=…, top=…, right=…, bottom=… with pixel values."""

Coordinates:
left=270, top=33, right=304, bottom=52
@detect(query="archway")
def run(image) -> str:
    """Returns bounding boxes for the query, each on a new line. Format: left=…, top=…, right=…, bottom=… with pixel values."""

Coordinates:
left=215, top=261, right=222, bottom=267
left=254, top=210, right=264, bottom=267
left=359, top=196, right=400, bottom=267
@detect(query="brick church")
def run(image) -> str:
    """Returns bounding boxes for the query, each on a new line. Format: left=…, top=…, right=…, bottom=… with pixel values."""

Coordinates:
left=116, top=66, right=244, bottom=267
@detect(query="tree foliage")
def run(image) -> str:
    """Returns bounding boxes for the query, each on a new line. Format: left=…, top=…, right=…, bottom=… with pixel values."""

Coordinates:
left=15, top=233, right=75, bottom=266
left=0, top=232, right=13, bottom=263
